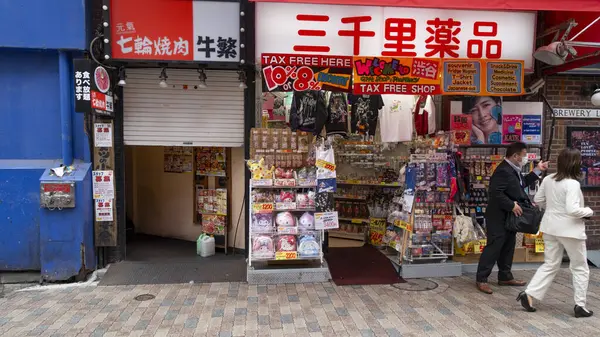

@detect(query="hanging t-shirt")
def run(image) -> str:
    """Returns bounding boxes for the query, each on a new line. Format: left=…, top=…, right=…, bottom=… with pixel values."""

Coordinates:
left=422, top=95, right=437, bottom=135
left=290, top=90, right=326, bottom=133
left=379, top=95, right=416, bottom=143
left=349, top=94, right=384, bottom=136
left=315, top=92, right=348, bottom=137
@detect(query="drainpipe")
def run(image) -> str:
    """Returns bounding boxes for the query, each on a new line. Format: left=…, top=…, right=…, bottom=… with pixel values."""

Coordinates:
left=58, top=50, right=73, bottom=166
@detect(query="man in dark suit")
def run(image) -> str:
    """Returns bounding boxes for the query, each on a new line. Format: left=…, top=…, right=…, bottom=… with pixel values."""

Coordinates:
left=476, top=142, right=548, bottom=294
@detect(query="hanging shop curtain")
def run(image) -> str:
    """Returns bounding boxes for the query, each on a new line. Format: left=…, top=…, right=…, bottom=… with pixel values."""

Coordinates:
left=123, top=68, right=244, bottom=147
left=248, top=0, right=600, bottom=12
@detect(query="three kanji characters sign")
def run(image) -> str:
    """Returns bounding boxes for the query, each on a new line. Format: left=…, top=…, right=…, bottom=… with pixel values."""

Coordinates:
left=255, top=3, right=536, bottom=70
left=109, top=0, right=240, bottom=62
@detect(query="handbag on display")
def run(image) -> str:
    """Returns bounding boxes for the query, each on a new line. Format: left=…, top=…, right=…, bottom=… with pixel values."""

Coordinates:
left=505, top=201, right=544, bottom=234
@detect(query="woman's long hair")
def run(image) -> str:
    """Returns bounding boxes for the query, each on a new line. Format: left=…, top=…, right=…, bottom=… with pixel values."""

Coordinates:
left=554, top=148, right=583, bottom=182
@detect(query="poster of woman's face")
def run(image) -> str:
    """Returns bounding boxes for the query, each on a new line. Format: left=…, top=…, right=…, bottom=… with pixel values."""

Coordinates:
left=461, top=96, right=503, bottom=144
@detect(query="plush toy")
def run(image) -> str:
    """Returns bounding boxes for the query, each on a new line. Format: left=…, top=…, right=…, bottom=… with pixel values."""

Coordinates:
left=298, top=235, right=320, bottom=257
left=275, top=212, right=296, bottom=227
left=277, top=190, right=295, bottom=203
left=263, top=165, right=275, bottom=179
left=276, top=235, right=297, bottom=252
left=283, top=169, right=294, bottom=179
left=275, top=167, right=285, bottom=179
left=252, top=214, right=273, bottom=231
left=252, top=235, right=275, bottom=258
left=298, top=212, right=314, bottom=230
left=247, top=158, right=264, bottom=179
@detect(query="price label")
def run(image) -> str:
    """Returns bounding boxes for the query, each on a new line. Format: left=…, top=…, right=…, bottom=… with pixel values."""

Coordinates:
left=369, top=218, right=386, bottom=246
left=316, top=159, right=336, bottom=172
left=274, top=179, right=296, bottom=187
left=275, top=202, right=296, bottom=211
left=277, top=226, right=298, bottom=235
left=252, top=203, right=274, bottom=213
left=275, top=251, right=298, bottom=260
left=474, top=239, right=487, bottom=254
left=262, top=65, right=322, bottom=91
left=393, top=220, right=413, bottom=233
left=252, top=179, right=273, bottom=187
left=315, top=211, right=339, bottom=230
left=535, top=238, right=545, bottom=253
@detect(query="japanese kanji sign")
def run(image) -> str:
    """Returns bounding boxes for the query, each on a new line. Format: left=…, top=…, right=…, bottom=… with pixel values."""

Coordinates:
left=442, top=59, right=525, bottom=96
left=255, top=3, right=536, bottom=70
left=110, top=0, right=240, bottom=62
left=73, top=59, right=115, bottom=116
left=261, top=53, right=353, bottom=92
left=73, top=59, right=92, bottom=113
left=352, top=57, right=441, bottom=95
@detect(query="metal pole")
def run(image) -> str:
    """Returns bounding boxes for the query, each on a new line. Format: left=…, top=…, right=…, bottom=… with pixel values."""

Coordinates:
left=58, top=51, right=74, bottom=166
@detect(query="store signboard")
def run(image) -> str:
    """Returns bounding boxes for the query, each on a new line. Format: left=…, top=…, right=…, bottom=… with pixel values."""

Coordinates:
left=442, top=59, right=525, bottom=96
left=352, top=57, right=441, bottom=95
left=566, top=127, right=600, bottom=188
left=110, top=0, right=240, bottom=62
left=261, top=54, right=353, bottom=92
left=255, top=3, right=536, bottom=70
left=450, top=101, right=543, bottom=145
left=553, top=108, right=600, bottom=119
left=72, top=59, right=114, bottom=116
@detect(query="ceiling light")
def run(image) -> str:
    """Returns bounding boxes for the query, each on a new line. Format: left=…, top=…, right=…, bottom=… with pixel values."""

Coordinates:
left=533, top=42, right=568, bottom=66
left=159, top=68, right=168, bottom=88
left=238, top=71, right=248, bottom=89
left=592, top=88, right=600, bottom=106
left=117, top=67, right=127, bottom=86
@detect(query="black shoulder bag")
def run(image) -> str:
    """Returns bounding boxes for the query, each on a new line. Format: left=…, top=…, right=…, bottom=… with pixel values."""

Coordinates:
left=505, top=201, right=544, bottom=234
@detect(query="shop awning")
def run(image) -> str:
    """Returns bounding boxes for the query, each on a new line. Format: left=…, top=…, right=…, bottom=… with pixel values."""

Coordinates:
left=541, top=11, right=600, bottom=74
left=248, top=0, right=600, bottom=12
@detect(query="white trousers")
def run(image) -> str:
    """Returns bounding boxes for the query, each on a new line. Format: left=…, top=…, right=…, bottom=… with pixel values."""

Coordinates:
left=525, top=234, right=589, bottom=307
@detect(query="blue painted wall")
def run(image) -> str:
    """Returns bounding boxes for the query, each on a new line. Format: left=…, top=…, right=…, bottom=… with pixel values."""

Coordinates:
left=0, top=0, right=89, bottom=50
left=0, top=0, right=94, bottom=276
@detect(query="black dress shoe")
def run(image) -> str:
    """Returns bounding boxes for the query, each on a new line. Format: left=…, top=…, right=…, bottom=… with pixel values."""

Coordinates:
left=516, top=291, right=536, bottom=312
left=574, top=305, right=594, bottom=318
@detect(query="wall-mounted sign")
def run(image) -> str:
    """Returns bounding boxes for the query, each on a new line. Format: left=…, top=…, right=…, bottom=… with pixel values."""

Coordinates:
left=553, top=108, right=600, bottom=119
left=442, top=59, right=524, bottom=96
left=73, top=59, right=114, bottom=116
left=261, top=54, right=353, bottom=92
left=110, top=0, right=240, bottom=62
left=567, top=127, right=600, bottom=188
left=255, top=3, right=536, bottom=69
left=352, top=56, right=441, bottom=95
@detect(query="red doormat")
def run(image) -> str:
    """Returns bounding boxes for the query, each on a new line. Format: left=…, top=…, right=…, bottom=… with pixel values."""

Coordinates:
left=325, top=245, right=406, bottom=286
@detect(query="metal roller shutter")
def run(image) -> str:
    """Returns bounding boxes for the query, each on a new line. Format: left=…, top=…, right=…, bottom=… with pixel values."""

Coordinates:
left=123, top=68, right=244, bottom=147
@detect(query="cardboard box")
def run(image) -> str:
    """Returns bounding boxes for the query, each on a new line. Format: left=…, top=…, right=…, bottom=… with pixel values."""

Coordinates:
left=525, top=248, right=545, bottom=263
left=513, top=247, right=527, bottom=263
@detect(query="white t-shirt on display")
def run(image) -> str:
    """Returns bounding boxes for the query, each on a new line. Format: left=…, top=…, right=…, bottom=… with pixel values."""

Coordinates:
left=379, top=95, right=417, bottom=143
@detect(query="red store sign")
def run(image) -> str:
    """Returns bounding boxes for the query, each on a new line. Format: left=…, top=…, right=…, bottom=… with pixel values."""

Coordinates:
left=255, top=3, right=537, bottom=70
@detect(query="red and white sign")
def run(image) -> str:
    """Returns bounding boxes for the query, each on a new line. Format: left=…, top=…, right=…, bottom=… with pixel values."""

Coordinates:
left=91, top=91, right=113, bottom=113
left=92, top=170, right=115, bottom=200
left=95, top=199, right=114, bottom=222
left=256, top=3, right=536, bottom=70
left=110, top=0, right=240, bottom=62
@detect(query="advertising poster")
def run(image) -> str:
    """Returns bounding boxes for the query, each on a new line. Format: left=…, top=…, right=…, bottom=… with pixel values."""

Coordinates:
left=352, top=57, right=441, bottom=95
left=72, top=60, right=114, bottom=116
left=314, top=211, right=339, bottom=230
left=94, top=123, right=113, bottom=148
left=95, top=199, right=114, bottom=222
left=567, top=127, right=600, bottom=188
left=92, top=170, right=115, bottom=200
left=522, top=115, right=542, bottom=144
left=484, top=61, right=525, bottom=96
left=450, top=114, right=473, bottom=146
left=442, top=60, right=481, bottom=95
left=261, top=54, right=353, bottom=92
left=502, top=115, right=523, bottom=144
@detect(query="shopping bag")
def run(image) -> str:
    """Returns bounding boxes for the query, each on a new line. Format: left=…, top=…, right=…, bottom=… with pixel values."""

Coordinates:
left=505, top=202, right=544, bottom=234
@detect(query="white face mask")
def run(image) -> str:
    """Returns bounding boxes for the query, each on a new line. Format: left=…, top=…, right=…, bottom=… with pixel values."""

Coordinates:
left=520, top=156, right=529, bottom=167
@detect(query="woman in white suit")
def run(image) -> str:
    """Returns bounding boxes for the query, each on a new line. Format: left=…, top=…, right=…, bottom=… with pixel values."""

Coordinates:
left=517, top=148, right=594, bottom=317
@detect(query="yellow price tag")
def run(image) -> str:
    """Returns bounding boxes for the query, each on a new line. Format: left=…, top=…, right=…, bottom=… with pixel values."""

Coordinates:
left=275, top=251, right=297, bottom=260
left=315, top=159, right=336, bottom=171
left=474, top=239, right=487, bottom=254
left=252, top=203, right=274, bottom=213
left=535, top=238, right=545, bottom=253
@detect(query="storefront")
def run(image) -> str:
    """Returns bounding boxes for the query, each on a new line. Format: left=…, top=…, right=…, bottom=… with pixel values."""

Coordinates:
left=90, top=0, right=254, bottom=283
left=248, top=1, right=554, bottom=283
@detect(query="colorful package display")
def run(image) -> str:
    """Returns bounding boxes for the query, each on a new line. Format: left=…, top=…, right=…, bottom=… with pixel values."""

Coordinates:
left=276, top=235, right=297, bottom=252
left=197, top=188, right=227, bottom=215
left=202, top=214, right=226, bottom=235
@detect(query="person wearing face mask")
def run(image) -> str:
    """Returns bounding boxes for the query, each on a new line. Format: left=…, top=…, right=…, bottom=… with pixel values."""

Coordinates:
left=476, top=142, right=549, bottom=294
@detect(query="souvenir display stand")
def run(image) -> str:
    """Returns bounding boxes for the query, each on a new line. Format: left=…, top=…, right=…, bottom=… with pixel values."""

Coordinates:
left=246, top=129, right=336, bottom=284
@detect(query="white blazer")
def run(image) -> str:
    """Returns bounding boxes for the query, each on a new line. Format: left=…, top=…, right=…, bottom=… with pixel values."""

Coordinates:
left=534, top=174, right=594, bottom=240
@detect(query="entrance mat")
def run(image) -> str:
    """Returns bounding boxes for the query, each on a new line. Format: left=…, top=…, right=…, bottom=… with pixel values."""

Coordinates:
left=325, top=245, right=405, bottom=286
left=99, top=256, right=246, bottom=285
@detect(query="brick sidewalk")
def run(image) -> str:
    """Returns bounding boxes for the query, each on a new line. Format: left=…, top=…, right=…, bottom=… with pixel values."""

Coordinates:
left=1, top=269, right=599, bottom=337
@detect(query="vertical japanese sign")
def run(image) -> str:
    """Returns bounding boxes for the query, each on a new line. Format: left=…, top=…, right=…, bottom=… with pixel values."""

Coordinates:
left=95, top=199, right=114, bottom=222
left=369, top=218, right=386, bottom=246
left=92, top=170, right=115, bottom=200
left=110, top=0, right=240, bottom=62
left=94, top=123, right=113, bottom=148
left=73, top=59, right=92, bottom=113
left=352, top=57, right=441, bottom=95
left=501, top=115, right=523, bottom=144
left=261, top=54, right=353, bottom=92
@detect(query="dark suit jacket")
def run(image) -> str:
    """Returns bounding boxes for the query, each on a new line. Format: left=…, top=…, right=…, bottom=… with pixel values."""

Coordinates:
left=485, top=160, right=540, bottom=236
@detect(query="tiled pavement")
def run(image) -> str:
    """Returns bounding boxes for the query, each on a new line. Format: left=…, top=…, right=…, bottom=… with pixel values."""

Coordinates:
left=1, top=269, right=600, bottom=336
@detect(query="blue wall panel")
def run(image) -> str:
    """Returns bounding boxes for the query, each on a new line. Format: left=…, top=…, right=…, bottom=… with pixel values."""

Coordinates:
left=0, top=0, right=88, bottom=50
left=0, top=49, right=62, bottom=160
left=0, top=169, right=43, bottom=270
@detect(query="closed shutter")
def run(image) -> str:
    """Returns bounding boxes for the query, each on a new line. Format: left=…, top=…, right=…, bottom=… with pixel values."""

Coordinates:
left=123, top=68, right=244, bottom=147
